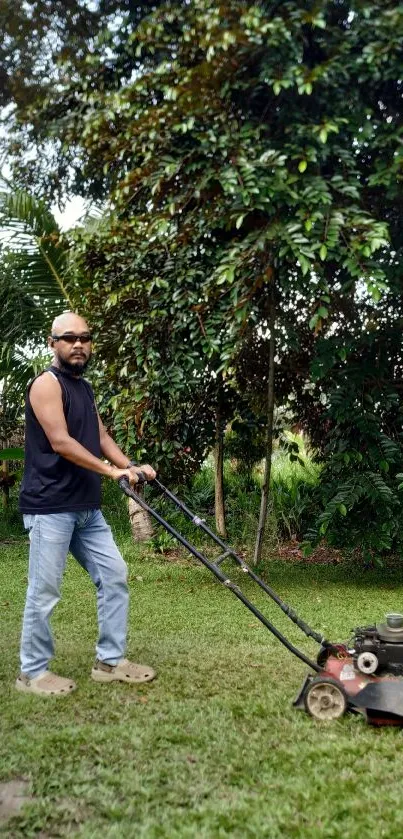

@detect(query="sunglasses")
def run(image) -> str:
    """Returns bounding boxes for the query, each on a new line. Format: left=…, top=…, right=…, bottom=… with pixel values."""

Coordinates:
left=51, top=333, right=93, bottom=344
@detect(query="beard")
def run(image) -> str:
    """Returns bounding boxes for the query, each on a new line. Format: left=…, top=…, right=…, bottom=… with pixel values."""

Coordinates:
left=58, top=354, right=91, bottom=376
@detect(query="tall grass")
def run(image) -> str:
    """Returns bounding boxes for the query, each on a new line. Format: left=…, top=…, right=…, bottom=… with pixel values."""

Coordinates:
left=146, top=434, right=321, bottom=556
left=270, top=433, right=322, bottom=541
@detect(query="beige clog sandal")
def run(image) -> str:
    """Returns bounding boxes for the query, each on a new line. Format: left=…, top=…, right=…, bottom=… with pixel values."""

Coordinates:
left=91, top=658, right=156, bottom=684
left=15, top=671, right=76, bottom=696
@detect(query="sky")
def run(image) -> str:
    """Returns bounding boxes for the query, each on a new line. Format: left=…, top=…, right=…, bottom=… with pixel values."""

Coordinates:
left=52, top=195, right=87, bottom=231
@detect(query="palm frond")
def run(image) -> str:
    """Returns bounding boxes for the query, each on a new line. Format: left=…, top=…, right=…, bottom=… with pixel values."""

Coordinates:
left=0, top=185, right=76, bottom=421
left=0, top=344, right=50, bottom=425
left=0, top=188, right=73, bottom=308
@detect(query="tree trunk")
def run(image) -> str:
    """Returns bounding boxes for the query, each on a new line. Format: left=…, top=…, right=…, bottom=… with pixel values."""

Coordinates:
left=253, top=276, right=276, bottom=565
left=128, top=485, right=154, bottom=542
left=2, top=461, right=10, bottom=508
left=1, top=379, right=9, bottom=508
left=214, top=398, right=227, bottom=538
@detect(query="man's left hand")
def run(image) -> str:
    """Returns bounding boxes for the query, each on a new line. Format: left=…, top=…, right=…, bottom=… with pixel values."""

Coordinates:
left=131, top=464, right=157, bottom=481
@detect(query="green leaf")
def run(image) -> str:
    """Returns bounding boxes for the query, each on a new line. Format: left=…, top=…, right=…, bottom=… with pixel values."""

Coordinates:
left=339, top=504, right=347, bottom=516
left=300, top=541, right=314, bottom=557
left=298, top=254, right=311, bottom=276
left=298, top=160, right=307, bottom=173
left=319, top=244, right=327, bottom=260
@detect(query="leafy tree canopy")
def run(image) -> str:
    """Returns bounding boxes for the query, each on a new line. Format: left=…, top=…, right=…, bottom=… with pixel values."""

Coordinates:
left=62, top=1, right=398, bottom=457
left=2, top=1, right=403, bottom=551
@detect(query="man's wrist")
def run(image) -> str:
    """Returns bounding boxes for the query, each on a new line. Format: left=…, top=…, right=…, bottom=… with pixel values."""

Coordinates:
left=125, top=460, right=138, bottom=469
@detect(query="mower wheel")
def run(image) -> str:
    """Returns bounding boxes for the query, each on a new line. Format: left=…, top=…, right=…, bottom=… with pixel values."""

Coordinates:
left=304, top=677, right=348, bottom=721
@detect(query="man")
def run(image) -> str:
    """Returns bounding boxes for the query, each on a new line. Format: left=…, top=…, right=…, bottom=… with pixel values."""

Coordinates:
left=17, top=311, right=157, bottom=697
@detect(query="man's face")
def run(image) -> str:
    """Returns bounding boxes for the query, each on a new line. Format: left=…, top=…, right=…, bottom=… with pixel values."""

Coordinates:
left=49, top=317, right=93, bottom=375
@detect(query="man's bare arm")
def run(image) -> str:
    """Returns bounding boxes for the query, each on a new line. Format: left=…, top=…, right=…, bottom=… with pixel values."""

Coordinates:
left=98, top=413, right=156, bottom=481
left=29, top=374, right=136, bottom=482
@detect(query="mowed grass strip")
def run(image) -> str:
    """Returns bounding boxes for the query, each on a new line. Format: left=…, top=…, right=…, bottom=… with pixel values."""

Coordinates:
left=2, top=537, right=403, bottom=839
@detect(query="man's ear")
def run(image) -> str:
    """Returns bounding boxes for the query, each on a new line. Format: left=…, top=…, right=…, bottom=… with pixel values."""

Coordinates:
left=48, top=335, right=55, bottom=349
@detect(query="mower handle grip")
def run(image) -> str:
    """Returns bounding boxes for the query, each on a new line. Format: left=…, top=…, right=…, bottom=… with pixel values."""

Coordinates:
left=118, top=471, right=147, bottom=495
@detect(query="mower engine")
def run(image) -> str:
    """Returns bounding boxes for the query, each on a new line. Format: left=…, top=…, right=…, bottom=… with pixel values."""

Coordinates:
left=352, top=613, right=403, bottom=677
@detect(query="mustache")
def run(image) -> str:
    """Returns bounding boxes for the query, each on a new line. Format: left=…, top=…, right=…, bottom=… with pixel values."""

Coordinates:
left=58, top=354, right=92, bottom=375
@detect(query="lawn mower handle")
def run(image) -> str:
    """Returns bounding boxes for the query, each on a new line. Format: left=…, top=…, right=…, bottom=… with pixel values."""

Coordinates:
left=117, top=473, right=324, bottom=673
left=118, top=472, right=149, bottom=491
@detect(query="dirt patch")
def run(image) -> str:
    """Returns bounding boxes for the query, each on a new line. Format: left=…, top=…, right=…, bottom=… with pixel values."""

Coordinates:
left=0, top=539, right=27, bottom=546
left=144, top=541, right=345, bottom=566
left=273, top=540, right=344, bottom=565
left=0, top=779, right=32, bottom=825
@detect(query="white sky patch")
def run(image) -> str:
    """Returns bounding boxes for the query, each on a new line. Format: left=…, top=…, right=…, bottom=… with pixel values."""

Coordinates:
left=51, top=196, right=87, bottom=231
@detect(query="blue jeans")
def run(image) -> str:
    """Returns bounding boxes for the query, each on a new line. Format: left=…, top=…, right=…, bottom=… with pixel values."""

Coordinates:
left=20, top=509, right=129, bottom=678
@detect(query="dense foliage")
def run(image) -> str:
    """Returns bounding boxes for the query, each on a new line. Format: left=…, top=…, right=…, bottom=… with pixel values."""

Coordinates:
left=1, top=1, right=403, bottom=556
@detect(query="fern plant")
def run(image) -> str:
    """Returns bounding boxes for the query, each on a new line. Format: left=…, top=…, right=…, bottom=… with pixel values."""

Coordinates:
left=305, top=352, right=403, bottom=562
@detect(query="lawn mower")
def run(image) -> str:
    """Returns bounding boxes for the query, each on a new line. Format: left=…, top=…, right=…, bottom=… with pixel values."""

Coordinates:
left=119, top=474, right=403, bottom=726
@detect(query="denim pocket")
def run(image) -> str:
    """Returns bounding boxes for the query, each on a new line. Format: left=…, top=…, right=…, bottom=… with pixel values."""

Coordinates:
left=23, top=514, right=36, bottom=532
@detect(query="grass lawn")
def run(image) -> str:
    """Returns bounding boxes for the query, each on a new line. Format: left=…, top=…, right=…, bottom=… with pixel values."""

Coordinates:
left=2, top=525, right=403, bottom=838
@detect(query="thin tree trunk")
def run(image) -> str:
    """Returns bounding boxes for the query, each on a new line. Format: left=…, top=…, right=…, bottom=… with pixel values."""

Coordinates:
left=2, top=461, right=9, bottom=508
left=253, top=278, right=276, bottom=565
left=214, top=398, right=227, bottom=538
left=128, top=485, right=154, bottom=542
left=1, top=378, right=9, bottom=508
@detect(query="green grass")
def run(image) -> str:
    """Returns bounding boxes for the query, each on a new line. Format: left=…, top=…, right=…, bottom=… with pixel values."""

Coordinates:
left=2, top=519, right=403, bottom=838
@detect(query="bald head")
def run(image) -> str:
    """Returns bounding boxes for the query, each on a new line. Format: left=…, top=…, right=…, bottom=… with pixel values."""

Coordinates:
left=49, top=312, right=93, bottom=376
left=51, top=312, right=90, bottom=336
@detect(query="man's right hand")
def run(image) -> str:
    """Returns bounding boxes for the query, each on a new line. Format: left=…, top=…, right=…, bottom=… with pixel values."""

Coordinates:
left=110, top=467, right=139, bottom=487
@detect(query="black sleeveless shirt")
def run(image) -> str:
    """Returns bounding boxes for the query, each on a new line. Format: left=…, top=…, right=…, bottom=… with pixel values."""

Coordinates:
left=19, top=366, right=102, bottom=514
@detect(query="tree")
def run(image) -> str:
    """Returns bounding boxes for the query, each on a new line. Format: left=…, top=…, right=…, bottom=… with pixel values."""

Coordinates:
left=302, top=280, right=403, bottom=561
left=0, top=1, right=177, bottom=200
